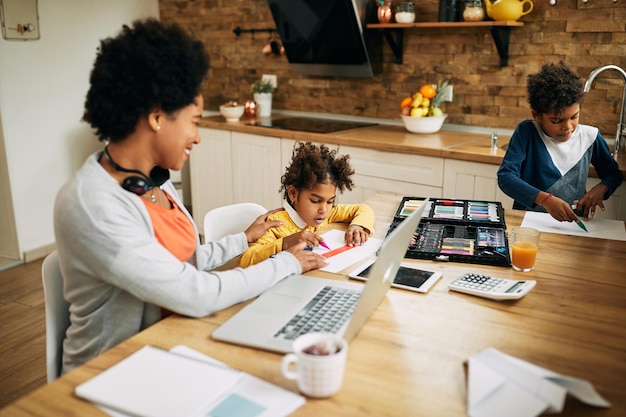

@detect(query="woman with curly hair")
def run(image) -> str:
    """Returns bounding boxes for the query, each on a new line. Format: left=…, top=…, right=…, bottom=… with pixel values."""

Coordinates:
left=498, top=61, right=622, bottom=222
left=239, top=141, right=375, bottom=267
left=54, top=19, right=325, bottom=373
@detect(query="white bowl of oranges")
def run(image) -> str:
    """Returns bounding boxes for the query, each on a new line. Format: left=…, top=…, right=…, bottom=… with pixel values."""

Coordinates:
left=401, top=114, right=447, bottom=134
left=400, top=81, right=449, bottom=134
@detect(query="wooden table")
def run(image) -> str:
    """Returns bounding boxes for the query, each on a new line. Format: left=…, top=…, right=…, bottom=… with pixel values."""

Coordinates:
left=2, top=194, right=625, bottom=416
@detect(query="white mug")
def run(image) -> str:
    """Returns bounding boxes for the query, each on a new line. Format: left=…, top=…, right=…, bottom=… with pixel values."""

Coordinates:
left=281, top=333, right=348, bottom=398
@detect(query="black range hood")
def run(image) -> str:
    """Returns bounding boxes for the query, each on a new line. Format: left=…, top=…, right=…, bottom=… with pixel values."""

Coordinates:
left=267, top=0, right=382, bottom=78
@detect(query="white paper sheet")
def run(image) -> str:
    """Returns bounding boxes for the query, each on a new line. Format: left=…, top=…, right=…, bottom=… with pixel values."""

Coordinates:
left=99, top=345, right=305, bottom=417
left=467, top=348, right=610, bottom=417
left=171, top=346, right=305, bottom=417
left=312, top=229, right=382, bottom=273
left=520, top=211, right=626, bottom=241
left=76, top=345, right=241, bottom=417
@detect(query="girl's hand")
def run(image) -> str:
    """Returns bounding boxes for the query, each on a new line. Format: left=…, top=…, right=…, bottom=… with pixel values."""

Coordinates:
left=345, top=225, right=369, bottom=247
left=244, top=208, right=284, bottom=244
left=282, top=230, right=324, bottom=250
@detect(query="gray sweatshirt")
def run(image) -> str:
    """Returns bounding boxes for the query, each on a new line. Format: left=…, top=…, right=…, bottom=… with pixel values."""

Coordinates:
left=54, top=151, right=301, bottom=373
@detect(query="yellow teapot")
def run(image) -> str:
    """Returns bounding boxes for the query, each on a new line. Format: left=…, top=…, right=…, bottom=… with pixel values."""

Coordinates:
left=485, top=0, right=533, bottom=21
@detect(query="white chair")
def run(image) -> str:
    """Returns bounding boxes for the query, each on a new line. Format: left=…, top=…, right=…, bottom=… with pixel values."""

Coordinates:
left=203, top=202, right=267, bottom=242
left=41, top=251, right=70, bottom=382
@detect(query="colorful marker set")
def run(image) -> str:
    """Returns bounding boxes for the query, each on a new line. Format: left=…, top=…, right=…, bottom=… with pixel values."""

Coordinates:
left=432, top=199, right=464, bottom=220
left=467, top=201, right=500, bottom=222
left=476, top=228, right=505, bottom=247
left=440, top=238, right=474, bottom=255
left=400, top=199, right=432, bottom=217
left=391, top=197, right=511, bottom=267
left=395, top=197, right=506, bottom=226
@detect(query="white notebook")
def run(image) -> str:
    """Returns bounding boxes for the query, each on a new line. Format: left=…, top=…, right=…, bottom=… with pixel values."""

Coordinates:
left=75, top=345, right=242, bottom=417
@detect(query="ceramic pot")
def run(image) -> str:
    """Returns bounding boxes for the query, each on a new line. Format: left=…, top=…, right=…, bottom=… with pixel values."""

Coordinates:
left=253, top=93, right=272, bottom=118
left=485, top=0, right=533, bottom=21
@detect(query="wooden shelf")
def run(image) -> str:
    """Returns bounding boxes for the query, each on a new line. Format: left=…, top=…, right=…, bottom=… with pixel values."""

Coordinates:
left=366, top=21, right=524, bottom=67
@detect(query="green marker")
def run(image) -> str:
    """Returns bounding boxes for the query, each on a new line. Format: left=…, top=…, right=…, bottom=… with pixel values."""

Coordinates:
left=571, top=204, right=588, bottom=232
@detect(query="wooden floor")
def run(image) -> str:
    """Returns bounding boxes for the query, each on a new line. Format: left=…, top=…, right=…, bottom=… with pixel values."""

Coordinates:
left=0, top=257, right=46, bottom=408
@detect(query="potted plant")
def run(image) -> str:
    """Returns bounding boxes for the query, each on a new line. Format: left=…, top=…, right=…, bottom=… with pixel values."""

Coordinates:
left=251, top=80, right=275, bottom=118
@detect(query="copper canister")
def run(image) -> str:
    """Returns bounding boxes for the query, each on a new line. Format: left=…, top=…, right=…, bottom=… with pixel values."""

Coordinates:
left=244, top=100, right=258, bottom=118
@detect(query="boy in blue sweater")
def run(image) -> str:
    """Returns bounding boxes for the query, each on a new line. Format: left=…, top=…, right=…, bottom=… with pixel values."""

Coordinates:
left=497, top=62, right=623, bottom=222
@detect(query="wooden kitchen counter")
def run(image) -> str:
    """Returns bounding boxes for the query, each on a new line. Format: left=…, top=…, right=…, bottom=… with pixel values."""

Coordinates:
left=199, top=115, right=509, bottom=162
left=199, top=115, right=626, bottom=176
left=2, top=194, right=625, bottom=416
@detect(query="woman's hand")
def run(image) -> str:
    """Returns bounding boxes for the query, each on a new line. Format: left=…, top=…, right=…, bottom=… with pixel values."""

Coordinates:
left=345, top=225, right=369, bottom=246
left=282, top=230, right=325, bottom=250
left=285, top=241, right=328, bottom=272
left=244, top=208, right=284, bottom=244
left=573, top=184, right=608, bottom=220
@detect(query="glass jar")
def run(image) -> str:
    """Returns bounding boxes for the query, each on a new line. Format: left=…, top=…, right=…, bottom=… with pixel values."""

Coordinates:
left=463, top=0, right=484, bottom=22
left=395, top=2, right=416, bottom=23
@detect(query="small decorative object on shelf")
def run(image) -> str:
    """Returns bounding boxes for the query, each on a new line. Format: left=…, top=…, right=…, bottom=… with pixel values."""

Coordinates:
left=485, top=0, right=533, bottom=21
left=463, top=0, right=484, bottom=21
left=377, top=0, right=394, bottom=23
left=441, top=0, right=462, bottom=21
left=395, top=2, right=416, bottom=23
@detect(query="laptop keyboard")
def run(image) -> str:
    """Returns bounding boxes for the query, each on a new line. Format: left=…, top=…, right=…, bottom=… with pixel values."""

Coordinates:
left=274, top=286, right=361, bottom=341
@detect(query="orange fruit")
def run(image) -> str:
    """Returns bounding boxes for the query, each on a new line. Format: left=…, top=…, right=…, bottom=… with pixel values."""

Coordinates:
left=400, top=96, right=413, bottom=109
left=419, top=84, right=436, bottom=100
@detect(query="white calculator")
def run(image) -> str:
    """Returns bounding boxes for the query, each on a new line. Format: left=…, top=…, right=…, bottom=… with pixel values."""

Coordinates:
left=448, top=273, right=536, bottom=300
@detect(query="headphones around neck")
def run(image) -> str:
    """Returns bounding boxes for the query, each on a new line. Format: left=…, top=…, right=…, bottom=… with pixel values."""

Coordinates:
left=103, top=146, right=170, bottom=196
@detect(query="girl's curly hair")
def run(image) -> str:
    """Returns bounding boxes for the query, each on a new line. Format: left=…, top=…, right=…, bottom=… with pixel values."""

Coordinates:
left=527, top=61, right=584, bottom=116
left=280, top=142, right=355, bottom=200
left=82, top=18, right=210, bottom=142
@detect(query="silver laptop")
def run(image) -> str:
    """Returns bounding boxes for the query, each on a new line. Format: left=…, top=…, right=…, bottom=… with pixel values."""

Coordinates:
left=212, top=198, right=429, bottom=353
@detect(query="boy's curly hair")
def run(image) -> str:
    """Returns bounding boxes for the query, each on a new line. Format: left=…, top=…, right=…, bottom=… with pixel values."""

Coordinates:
left=82, top=18, right=210, bottom=142
left=527, top=61, right=584, bottom=116
left=280, top=142, right=355, bottom=200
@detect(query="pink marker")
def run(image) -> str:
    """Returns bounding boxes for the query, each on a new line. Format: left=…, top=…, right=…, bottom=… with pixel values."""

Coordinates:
left=319, top=241, right=330, bottom=250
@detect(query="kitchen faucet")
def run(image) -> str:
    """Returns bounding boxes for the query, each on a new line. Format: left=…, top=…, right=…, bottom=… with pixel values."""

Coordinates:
left=583, top=64, right=626, bottom=155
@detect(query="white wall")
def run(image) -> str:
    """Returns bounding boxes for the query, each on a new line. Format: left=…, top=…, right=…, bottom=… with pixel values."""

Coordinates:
left=0, top=0, right=159, bottom=259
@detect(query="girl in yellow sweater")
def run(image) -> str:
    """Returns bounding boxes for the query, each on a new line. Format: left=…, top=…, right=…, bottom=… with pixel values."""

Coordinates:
left=239, top=141, right=375, bottom=267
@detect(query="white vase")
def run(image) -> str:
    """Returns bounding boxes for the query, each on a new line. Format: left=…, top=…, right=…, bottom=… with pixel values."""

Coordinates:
left=253, top=93, right=272, bottom=118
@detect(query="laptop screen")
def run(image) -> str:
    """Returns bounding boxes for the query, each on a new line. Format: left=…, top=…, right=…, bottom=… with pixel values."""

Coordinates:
left=343, top=198, right=429, bottom=341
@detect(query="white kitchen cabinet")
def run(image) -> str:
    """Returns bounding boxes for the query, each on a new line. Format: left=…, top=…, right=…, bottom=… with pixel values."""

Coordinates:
left=190, top=129, right=282, bottom=237
left=189, top=128, right=233, bottom=234
left=443, top=159, right=514, bottom=208
left=231, top=132, right=283, bottom=209
left=340, top=145, right=444, bottom=203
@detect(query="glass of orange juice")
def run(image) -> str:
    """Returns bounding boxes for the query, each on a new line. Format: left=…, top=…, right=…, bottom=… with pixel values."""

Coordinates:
left=510, top=228, right=540, bottom=272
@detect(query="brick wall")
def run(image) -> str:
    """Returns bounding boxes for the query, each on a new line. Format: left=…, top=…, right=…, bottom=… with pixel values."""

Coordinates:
left=159, top=0, right=625, bottom=136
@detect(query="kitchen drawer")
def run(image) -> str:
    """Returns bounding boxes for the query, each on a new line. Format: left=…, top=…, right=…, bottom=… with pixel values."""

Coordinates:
left=340, top=145, right=444, bottom=188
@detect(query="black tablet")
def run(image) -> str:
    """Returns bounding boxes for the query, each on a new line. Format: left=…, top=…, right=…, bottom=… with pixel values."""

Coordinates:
left=349, top=260, right=442, bottom=293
